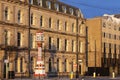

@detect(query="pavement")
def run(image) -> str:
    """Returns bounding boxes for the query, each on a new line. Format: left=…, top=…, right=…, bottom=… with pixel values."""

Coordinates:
left=2, top=76, right=120, bottom=80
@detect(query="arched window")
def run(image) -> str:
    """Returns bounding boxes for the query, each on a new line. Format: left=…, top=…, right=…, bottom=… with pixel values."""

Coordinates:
left=5, top=7, right=8, bottom=20
left=49, top=58, right=52, bottom=72
left=18, top=10, right=21, bottom=23
left=71, top=62, right=73, bottom=72
left=20, top=57, right=23, bottom=72
left=64, top=59, right=67, bottom=72
left=57, top=59, right=59, bottom=72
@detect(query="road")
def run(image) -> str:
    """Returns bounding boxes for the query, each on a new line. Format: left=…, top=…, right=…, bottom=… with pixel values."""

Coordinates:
left=2, top=76, right=120, bottom=80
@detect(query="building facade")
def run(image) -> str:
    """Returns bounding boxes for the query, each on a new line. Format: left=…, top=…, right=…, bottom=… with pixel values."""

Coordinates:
left=86, top=14, right=120, bottom=76
left=0, top=0, right=86, bottom=78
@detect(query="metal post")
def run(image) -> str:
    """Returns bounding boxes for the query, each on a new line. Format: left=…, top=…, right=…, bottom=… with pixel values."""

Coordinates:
left=28, top=2, right=31, bottom=78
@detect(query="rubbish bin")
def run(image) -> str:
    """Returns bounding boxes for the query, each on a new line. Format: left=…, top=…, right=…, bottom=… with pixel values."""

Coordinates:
left=8, top=71, right=15, bottom=79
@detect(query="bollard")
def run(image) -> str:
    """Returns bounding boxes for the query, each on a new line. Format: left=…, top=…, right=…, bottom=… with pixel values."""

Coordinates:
left=93, top=72, right=96, bottom=78
left=70, top=72, right=73, bottom=79
left=112, top=72, right=115, bottom=78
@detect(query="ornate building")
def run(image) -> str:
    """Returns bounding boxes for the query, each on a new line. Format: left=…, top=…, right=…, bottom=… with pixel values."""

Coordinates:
left=86, top=14, right=120, bottom=76
left=0, top=0, right=86, bottom=78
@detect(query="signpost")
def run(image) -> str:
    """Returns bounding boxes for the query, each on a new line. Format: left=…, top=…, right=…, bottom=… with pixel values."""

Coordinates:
left=34, top=31, right=45, bottom=78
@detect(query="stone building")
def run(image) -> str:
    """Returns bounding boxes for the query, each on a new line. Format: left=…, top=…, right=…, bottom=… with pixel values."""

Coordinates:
left=0, top=0, right=86, bottom=78
left=86, top=14, right=120, bottom=76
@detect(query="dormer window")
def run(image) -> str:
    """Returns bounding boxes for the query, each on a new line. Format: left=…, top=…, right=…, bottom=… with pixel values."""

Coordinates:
left=69, top=8, right=73, bottom=15
left=38, top=0, right=42, bottom=7
left=76, top=10, right=80, bottom=17
left=54, top=3, right=59, bottom=11
left=46, top=1, right=51, bottom=9
left=29, top=0, right=33, bottom=4
left=62, top=6, right=66, bottom=13
left=20, top=0, right=24, bottom=2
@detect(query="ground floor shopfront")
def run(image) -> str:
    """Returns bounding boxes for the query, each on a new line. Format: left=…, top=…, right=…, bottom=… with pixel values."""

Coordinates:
left=0, top=49, right=86, bottom=79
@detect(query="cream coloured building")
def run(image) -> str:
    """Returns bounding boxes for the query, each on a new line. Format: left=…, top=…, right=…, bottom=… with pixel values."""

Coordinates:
left=86, top=14, right=120, bottom=76
left=0, top=0, right=86, bottom=78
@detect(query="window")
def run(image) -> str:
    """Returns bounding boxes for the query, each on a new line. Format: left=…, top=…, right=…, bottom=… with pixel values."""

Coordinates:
left=20, top=57, right=23, bottom=72
left=49, top=18, right=51, bottom=28
left=29, top=0, right=33, bottom=4
left=17, top=32, right=21, bottom=47
left=5, top=7, right=8, bottom=20
left=64, top=59, right=67, bottom=72
left=31, top=13, right=33, bottom=25
left=40, top=16, right=43, bottom=27
left=62, top=6, right=66, bottom=13
left=57, top=59, right=59, bottom=72
left=57, top=20, right=59, bottom=30
left=71, top=62, right=73, bottom=72
left=103, top=32, right=105, bottom=38
left=49, top=37, right=51, bottom=49
left=103, top=42, right=106, bottom=64
left=30, top=34, right=35, bottom=48
left=38, top=0, right=42, bottom=6
left=103, top=22, right=106, bottom=27
left=72, top=40, right=74, bottom=52
left=76, top=10, right=80, bottom=17
left=54, top=3, right=59, bottom=11
left=65, top=39, right=67, bottom=51
left=46, top=1, right=51, bottom=9
left=80, top=42, right=83, bottom=53
left=20, top=0, right=25, bottom=2
left=109, top=34, right=111, bottom=39
left=57, top=38, right=59, bottom=50
left=109, top=43, right=111, bottom=54
left=49, top=58, right=52, bottom=72
left=72, top=23, right=74, bottom=32
left=69, top=8, right=73, bottom=15
left=65, top=21, right=67, bottom=31
left=18, top=10, right=21, bottom=23
left=4, top=30, right=10, bottom=45
left=114, top=35, right=116, bottom=39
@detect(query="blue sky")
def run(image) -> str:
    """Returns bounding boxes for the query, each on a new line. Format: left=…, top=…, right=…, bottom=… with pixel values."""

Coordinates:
left=60, top=0, right=120, bottom=18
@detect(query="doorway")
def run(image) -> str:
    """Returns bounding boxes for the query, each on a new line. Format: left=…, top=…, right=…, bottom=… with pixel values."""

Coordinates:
left=79, top=65, right=81, bottom=75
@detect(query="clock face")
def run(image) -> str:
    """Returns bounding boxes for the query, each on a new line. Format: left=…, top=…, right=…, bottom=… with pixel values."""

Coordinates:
left=36, top=33, right=44, bottom=42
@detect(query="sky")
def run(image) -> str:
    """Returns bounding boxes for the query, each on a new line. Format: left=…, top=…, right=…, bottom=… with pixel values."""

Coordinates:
left=60, top=0, right=120, bottom=18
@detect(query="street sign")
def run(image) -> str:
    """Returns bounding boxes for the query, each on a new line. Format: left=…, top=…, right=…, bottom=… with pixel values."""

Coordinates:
left=36, top=32, right=44, bottom=42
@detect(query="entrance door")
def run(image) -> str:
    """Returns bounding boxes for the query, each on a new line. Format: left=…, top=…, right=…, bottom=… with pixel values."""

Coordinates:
left=3, top=63, right=6, bottom=78
left=79, top=65, right=81, bottom=75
